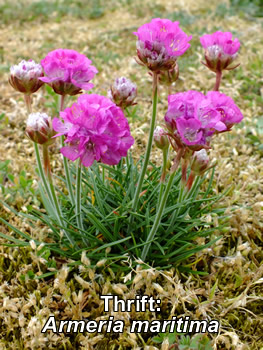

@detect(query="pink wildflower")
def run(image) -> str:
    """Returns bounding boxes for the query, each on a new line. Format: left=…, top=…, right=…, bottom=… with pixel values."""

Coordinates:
left=164, top=90, right=243, bottom=150
left=9, top=59, right=44, bottom=94
left=133, top=18, right=192, bottom=72
left=53, top=94, right=134, bottom=167
left=164, top=91, right=204, bottom=132
left=200, top=31, right=240, bottom=72
left=206, top=91, right=243, bottom=129
left=39, top=49, right=98, bottom=96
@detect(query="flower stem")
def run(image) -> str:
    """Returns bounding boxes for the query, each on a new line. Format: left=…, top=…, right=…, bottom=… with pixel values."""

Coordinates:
left=141, top=148, right=183, bottom=261
left=76, top=160, right=84, bottom=232
left=214, top=70, right=222, bottom=91
left=24, top=94, right=32, bottom=114
left=131, top=72, right=158, bottom=213
left=186, top=171, right=196, bottom=192
left=158, top=148, right=168, bottom=207
left=42, top=143, right=51, bottom=177
left=60, top=94, right=65, bottom=112
left=59, top=95, right=75, bottom=205
left=42, top=144, right=76, bottom=248
left=34, top=143, right=53, bottom=206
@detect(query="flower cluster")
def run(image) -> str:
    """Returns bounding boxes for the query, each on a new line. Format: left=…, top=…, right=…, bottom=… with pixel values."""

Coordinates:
left=9, top=59, right=44, bottom=94
left=134, top=18, right=192, bottom=72
left=53, top=94, right=134, bottom=167
left=164, top=90, right=243, bottom=150
left=108, top=77, right=137, bottom=109
left=39, top=49, right=98, bottom=95
left=200, top=31, right=240, bottom=72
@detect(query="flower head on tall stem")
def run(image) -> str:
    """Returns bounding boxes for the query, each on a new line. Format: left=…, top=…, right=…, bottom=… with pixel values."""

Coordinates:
left=200, top=31, right=240, bottom=91
left=108, top=77, right=137, bottom=109
left=200, top=31, right=240, bottom=73
left=9, top=59, right=44, bottom=94
left=133, top=18, right=192, bottom=72
left=53, top=94, right=134, bottom=167
left=39, top=49, right=98, bottom=96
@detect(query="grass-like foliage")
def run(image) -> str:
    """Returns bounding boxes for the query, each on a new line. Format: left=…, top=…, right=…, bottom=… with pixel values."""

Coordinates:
left=0, top=154, right=226, bottom=273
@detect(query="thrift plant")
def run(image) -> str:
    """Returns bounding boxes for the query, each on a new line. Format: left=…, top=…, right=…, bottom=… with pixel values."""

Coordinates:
left=3, top=18, right=243, bottom=272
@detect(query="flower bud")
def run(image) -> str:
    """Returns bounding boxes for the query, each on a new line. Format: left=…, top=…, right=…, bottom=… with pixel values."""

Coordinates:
left=158, top=63, right=179, bottom=86
left=154, top=126, right=169, bottom=150
left=9, top=59, right=44, bottom=94
left=191, top=149, right=209, bottom=175
left=108, top=77, right=137, bottom=109
left=26, top=113, right=55, bottom=145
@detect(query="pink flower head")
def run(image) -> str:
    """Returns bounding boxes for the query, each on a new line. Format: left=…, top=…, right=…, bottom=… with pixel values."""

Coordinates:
left=200, top=31, right=240, bottom=72
left=133, top=18, right=192, bottom=72
left=176, top=117, right=203, bottom=146
left=53, top=94, right=134, bottom=167
left=39, top=49, right=98, bottom=96
left=164, top=90, right=242, bottom=150
left=9, top=59, right=44, bottom=94
left=164, top=90, right=204, bottom=131
left=206, top=91, right=243, bottom=129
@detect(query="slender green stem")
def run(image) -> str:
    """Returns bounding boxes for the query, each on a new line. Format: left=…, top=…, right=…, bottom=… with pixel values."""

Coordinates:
left=214, top=70, right=222, bottom=91
left=157, top=148, right=168, bottom=207
left=76, top=160, right=84, bottom=232
left=131, top=72, right=158, bottom=214
left=42, top=143, right=51, bottom=177
left=187, top=175, right=200, bottom=199
left=42, top=144, right=76, bottom=248
left=61, top=136, right=75, bottom=203
left=34, top=143, right=53, bottom=206
left=141, top=149, right=183, bottom=261
left=59, top=95, right=75, bottom=205
left=166, top=182, right=185, bottom=234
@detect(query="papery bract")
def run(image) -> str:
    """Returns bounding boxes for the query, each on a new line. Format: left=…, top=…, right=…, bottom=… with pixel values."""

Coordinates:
left=158, top=62, right=179, bottom=86
left=154, top=126, right=169, bottom=150
left=9, top=59, right=44, bottom=94
left=191, top=149, right=210, bottom=175
left=133, top=18, right=192, bottom=72
left=108, top=77, right=137, bottom=109
left=39, top=49, right=98, bottom=96
left=26, top=112, right=54, bottom=145
left=53, top=94, right=134, bottom=167
left=200, top=31, right=240, bottom=72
